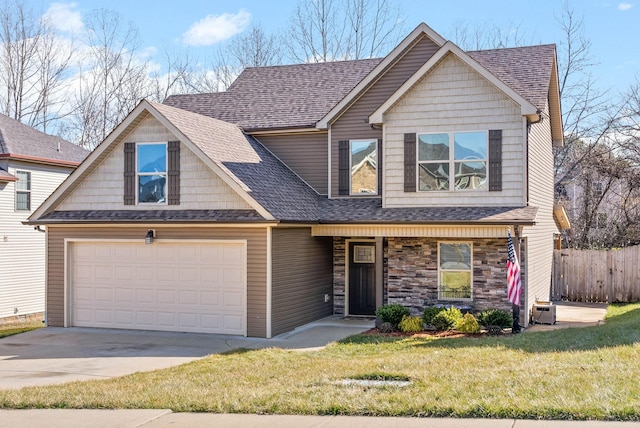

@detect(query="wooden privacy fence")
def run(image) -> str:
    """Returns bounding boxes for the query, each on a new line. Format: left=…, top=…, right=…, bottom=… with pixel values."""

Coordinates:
left=552, top=246, right=640, bottom=303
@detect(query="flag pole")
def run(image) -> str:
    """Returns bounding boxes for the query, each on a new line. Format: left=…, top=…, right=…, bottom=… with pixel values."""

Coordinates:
left=512, top=226, right=522, bottom=333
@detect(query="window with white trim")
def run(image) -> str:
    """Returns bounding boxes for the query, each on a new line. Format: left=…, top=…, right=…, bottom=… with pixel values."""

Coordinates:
left=418, top=131, right=487, bottom=191
left=350, top=140, right=377, bottom=195
left=438, top=242, right=472, bottom=300
left=15, top=170, right=31, bottom=210
left=137, top=143, right=167, bottom=203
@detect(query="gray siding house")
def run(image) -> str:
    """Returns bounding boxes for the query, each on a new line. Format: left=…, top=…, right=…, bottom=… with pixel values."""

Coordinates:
left=29, top=23, right=567, bottom=338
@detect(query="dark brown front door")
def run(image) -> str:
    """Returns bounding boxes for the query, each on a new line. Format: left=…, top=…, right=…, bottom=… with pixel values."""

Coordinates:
left=348, top=242, right=376, bottom=316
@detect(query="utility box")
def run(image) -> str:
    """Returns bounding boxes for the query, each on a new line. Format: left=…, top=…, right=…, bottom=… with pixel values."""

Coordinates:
left=531, top=302, right=556, bottom=325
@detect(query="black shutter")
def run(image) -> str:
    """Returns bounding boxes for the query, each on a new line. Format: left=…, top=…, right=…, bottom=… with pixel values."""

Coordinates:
left=123, top=142, right=135, bottom=205
left=404, top=133, right=416, bottom=192
left=488, top=130, right=502, bottom=192
left=377, top=138, right=382, bottom=195
left=167, top=141, right=180, bottom=205
left=338, top=140, right=349, bottom=195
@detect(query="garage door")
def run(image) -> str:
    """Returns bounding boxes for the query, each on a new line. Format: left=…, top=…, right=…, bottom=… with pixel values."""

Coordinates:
left=69, top=241, right=246, bottom=335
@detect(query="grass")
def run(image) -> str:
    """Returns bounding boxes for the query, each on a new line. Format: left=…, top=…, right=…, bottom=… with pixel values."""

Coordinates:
left=0, top=320, right=43, bottom=338
left=0, top=304, right=639, bottom=420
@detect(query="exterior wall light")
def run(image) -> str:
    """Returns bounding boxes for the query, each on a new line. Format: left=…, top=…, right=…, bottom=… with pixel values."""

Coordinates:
left=145, top=229, right=155, bottom=244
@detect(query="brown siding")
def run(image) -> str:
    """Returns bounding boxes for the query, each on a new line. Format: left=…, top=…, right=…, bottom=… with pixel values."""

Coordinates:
left=255, top=133, right=328, bottom=195
left=46, top=226, right=268, bottom=338
left=330, top=36, right=441, bottom=197
left=271, top=228, right=333, bottom=336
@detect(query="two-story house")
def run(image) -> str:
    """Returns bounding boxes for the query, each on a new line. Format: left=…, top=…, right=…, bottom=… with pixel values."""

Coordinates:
left=28, top=23, right=566, bottom=338
left=0, top=114, right=88, bottom=321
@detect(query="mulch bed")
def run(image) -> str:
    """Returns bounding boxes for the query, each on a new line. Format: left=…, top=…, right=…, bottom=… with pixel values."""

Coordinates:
left=361, top=328, right=496, bottom=338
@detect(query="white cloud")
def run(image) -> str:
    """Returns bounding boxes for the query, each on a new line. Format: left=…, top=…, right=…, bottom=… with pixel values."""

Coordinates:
left=43, top=2, right=84, bottom=33
left=618, top=2, right=634, bottom=10
left=182, top=9, right=250, bottom=46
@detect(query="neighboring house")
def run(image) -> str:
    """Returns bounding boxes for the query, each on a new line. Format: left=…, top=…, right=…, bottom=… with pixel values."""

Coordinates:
left=28, top=23, right=567, bottom=338
left=0, top=114, right=88, bottom=321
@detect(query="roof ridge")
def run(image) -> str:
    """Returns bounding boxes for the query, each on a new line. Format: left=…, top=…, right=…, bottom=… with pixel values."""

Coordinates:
left=467, top=43, right=556, bottom=54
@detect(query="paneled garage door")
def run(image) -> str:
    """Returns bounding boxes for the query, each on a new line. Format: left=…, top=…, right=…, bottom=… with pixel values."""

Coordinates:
left=69, top=241, right=246, bottom=335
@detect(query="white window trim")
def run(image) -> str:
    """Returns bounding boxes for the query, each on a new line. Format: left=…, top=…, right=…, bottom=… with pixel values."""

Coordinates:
left=416, top=131, right=488, bottom=192
left=15, top=169, right=31, bottom=211
left=349, top=139, right=378, bottom=196
left=437, top=241, right=473, bottom=301
left=136, top=142, right=168, bottom=205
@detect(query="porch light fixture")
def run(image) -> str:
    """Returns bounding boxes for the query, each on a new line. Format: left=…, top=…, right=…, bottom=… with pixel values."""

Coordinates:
left=145, top=229, right=155, bottom=244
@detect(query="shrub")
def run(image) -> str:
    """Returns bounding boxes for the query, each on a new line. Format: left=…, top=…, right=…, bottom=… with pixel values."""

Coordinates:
left=423, top=306, right=446, bottom=326
left=398, top=315, right=424, bottom=333
left=379, top=322, right=394, bottom=333
left=375, top=304, right=410, bottom=326
left=432, top=307, right=463, bottom=331
left=455, top=313, right=481, bottom=333
left=477, top=309, right=513, bottom=329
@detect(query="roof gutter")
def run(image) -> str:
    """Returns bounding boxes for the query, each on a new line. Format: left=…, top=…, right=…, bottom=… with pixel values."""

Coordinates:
left=0, top=153, right=81, bottom=168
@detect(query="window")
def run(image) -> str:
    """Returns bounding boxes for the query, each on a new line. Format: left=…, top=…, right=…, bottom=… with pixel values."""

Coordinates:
left=438, top=242, right=472, bottom=300
left=137, top=143, right=167, bottom=203
left=350, top=140, right=377, bottom=194
left=418, top=131, right=487, bottom=191
left=353, top=245, right=375, bottom=263
left=15, top=170, right=31, bottom=210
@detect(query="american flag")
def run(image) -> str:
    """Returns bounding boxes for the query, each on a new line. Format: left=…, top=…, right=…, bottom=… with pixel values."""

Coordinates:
left=507, top=230, right=522, bottom=305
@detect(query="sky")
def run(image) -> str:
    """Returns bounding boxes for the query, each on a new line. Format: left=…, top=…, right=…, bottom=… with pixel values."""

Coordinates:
left=37, top=0, right=639, bottom=96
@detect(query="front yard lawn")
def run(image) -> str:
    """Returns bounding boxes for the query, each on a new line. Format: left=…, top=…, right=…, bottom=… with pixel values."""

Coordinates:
left=0, top=320, right=43, bottom=339
left=1, top=304, right=639, bottom=420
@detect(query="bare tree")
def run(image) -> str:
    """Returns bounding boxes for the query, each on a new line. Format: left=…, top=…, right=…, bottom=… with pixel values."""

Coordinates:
left=0, top=0, right=72, bottom=132
left=285, top=0, right=405, bottom=63
left=448, top=20, right=529, bottom=51
left=68, top=9, right=150, bottom=149
left=228, top=23, right=282, bottom=68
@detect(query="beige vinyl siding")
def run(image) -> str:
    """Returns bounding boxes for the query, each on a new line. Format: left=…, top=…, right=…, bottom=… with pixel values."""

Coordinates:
left=271, top=228, right=333, bottom=336
left=330, top=35, right=441, bottom=197
left=57, top=116, right=252, bottom=211
left=382, top=53, right=526, bottom=208
left=255, top=133, right=328, bottom=195
left=0, top=161, right=73, bottom=319
left=522, top=100, right=557, bottom=316
left=46, top=226, right=268, bottom=337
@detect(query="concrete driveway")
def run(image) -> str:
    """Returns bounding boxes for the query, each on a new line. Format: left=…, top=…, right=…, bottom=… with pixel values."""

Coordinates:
left=0, top=317, right=373, bottom=390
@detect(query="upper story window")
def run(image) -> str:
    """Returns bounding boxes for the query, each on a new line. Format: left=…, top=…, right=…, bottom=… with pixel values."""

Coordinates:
left=438, top=241, right=472, bottom=301
left=350, top=140, right=377, bottom=195
left=418, top=131, right=487, bottom=191
left=137, top=143, right=167, bottom=203
left=15, top=170, right=31, bottom=210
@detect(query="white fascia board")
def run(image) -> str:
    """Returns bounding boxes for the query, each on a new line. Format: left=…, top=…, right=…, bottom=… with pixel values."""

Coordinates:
left=316, top=23, right=446, bottom=130
left=369, top=42, right=539, bottom=124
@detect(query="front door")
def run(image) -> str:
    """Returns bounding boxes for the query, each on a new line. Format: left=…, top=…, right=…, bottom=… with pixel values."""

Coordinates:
left=348, top=242, right=376, bottom=315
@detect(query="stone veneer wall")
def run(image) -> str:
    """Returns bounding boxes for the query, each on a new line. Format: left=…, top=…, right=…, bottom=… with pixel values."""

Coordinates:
left=386, top=237, right=513, bottom=315
left=333, top=237, right=346, bottom=315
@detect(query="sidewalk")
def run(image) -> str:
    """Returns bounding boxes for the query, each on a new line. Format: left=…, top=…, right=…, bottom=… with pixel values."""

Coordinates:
left=1, top=410, right=639, bottom=428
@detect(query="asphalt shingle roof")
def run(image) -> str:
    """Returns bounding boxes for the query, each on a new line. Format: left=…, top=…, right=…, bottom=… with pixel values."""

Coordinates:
left=0, top=114, right=89, bottom=164
left=0, top=166, right=16, bottom=181
left=164, top=58, right=382, bottom=130
left=37, top=209, right=265, bottom=223
left=164, top=45, right=555, bottom=130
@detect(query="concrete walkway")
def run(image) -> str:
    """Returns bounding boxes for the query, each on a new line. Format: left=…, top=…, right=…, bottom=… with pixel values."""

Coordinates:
left=525, top=301, right=607, bottom=332
left=1, top=410, right=639, bottom=428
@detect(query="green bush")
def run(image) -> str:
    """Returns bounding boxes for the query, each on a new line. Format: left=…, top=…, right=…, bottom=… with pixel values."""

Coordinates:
left=455, top=313, right=481, bottom=333
left=477, top=309, right=513, bottom=329
left=423, top=306, right=446, bottom=326
left=398, top=315, right=424, bottom=333
left=375, top=304, right=410, bottom=326
left=432, top=307, right=463, bottom=331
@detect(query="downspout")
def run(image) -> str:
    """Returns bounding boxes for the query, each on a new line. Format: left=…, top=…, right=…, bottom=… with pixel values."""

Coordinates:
left=525, top=110, right=543, bottom=206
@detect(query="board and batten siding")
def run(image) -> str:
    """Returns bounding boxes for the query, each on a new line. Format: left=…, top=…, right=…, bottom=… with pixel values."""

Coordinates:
left=522, top=100, right=557, bottom=314
left=330, top=35, right=441, bottom=197
left=0, top=161, right=73, bottom=319
left=57, top=116, right=252, bottom=211
left=271, top=228, right=333, bottom=336
left=382, top=53, right=526, bottom=208
left=255, top=133, right=328, bottom=195
left=46, top=226, right=269, bottom=337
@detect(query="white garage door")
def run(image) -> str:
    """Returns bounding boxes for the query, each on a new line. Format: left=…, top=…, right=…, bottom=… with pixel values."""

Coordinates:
left=69, top=241, right=246, bottom=335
